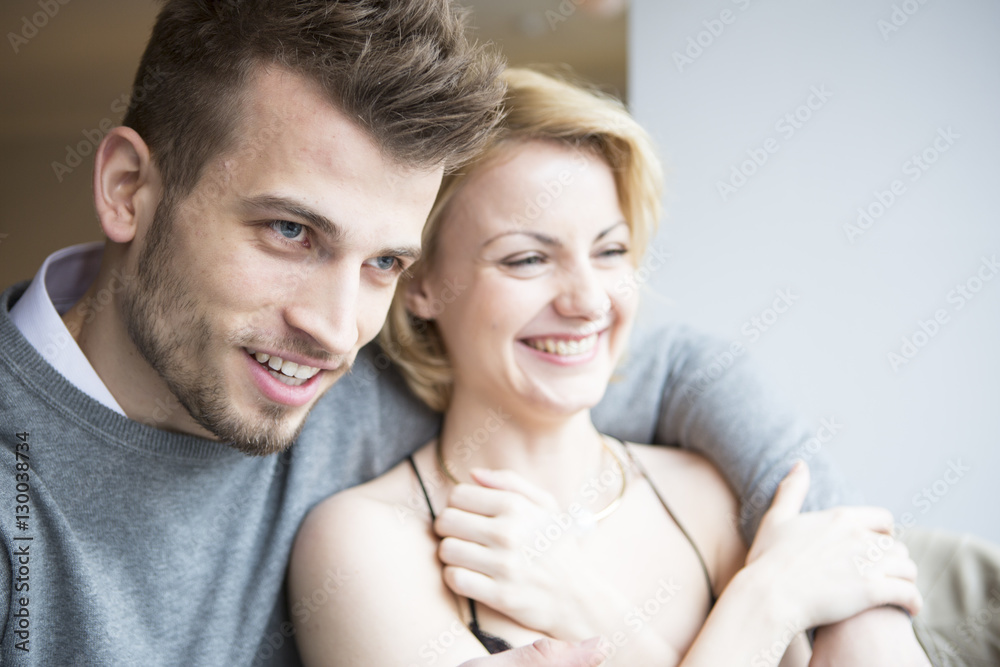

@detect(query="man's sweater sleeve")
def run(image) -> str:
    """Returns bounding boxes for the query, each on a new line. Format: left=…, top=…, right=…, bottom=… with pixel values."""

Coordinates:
left=597, top=322, right=862, bottom=543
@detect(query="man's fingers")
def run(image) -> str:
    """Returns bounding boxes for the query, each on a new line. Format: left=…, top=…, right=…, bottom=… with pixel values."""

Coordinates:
left=459, top=637, right=605, bottom=666
left=529, top=637, right=604, bottom=666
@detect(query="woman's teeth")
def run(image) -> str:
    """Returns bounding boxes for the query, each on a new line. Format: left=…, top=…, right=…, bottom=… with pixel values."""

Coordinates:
left=246, top=349, right=320, bottom=387
left=524, top=334, right=598, bottom=356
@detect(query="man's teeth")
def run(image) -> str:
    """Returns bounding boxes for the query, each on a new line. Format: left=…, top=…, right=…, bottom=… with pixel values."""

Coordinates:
left=246, top=349, right=321, bottom=385
left=524, top=334, right=598, bottom=356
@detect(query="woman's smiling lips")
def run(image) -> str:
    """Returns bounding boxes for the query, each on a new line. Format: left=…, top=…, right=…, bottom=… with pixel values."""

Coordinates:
left=517, top=329, right=606, bottom=366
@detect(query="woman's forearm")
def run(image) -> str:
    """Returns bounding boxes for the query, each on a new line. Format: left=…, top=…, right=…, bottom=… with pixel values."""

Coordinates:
left=678, top=566, right=804, bottom=667
left=544, top=565, right=680, bottom=666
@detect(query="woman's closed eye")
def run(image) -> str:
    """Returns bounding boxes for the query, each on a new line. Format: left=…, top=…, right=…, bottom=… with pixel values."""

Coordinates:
left=592, top=239, right=632, bottom=264
left=502, top=252, right=547, bottom=268
left=596, top=245, right=629, bottom=259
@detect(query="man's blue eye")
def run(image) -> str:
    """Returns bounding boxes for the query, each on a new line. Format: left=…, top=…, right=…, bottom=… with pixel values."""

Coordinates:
left=373, top=256, right=398, bottom=271
left=275, top=221, right=304, bottom=239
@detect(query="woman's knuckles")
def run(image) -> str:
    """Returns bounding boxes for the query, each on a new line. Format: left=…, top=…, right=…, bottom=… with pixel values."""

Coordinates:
left=443, top=565, right=467, bottom=594
left=505, top=495, right=535, bottom=515
left=489, top=524, right=519, bottom=550
left=435, top=507, right=464, bottom=532
left=495, top=554, right=520, bottom=579
left=448, top=484, right=481, bottom=508
left=438, top=536, right=466, bottom=563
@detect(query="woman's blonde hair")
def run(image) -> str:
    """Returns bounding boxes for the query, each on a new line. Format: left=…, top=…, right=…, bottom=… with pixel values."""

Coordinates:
left=379, top=66, right=664, bottom=412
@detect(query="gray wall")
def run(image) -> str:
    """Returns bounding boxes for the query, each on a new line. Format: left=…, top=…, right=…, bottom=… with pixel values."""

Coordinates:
left=631, top=0, right=999, bottom=542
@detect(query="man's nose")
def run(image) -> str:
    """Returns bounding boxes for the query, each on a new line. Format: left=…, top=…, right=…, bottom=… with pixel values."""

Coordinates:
left=282, top=264, right=361, bottom=358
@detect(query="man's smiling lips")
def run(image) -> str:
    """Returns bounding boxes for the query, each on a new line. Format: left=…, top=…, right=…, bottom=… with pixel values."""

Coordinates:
left=245, top=348, right=323, bottom=386
left=242, top=347, right=341, bottom=407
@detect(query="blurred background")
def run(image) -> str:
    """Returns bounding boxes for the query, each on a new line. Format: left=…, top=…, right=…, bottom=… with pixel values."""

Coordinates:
left=1, top=0, right=996, bottom=542
left=631, top=0, right=999, bottom=543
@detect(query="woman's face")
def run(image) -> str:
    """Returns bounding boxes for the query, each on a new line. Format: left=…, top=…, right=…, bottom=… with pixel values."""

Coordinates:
left=409, top=140, right=640, bottom=416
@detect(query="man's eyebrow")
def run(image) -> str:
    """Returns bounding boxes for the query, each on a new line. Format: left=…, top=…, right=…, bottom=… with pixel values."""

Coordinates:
left=241, top=194, right=342, bottom=240
left=379, top=245, right=422, bottom=261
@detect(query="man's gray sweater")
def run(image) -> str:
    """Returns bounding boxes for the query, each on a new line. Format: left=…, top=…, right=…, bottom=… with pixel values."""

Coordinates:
left=0, top=281, right=855, bottom=665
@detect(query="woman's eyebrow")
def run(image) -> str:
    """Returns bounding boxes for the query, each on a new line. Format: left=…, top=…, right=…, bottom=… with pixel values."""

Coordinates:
left=480, top=220, right=628, bottom=248
left=481, top=230, right=561, bottom=249
left=594, top=220, right=628, bottom=241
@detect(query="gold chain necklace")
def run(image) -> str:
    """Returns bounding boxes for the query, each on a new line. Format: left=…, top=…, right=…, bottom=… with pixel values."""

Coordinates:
left=435, top=434, right=628, bottom=524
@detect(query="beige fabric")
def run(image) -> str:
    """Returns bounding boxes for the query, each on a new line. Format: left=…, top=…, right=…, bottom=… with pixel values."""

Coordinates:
left=902, top=528, right=1000, bottom=667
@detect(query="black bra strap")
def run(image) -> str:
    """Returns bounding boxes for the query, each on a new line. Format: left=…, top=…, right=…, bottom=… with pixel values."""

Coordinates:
left=620, top=439, right=718, bottom=604
left=408, top=454, right=437, bottom=521
left=467, top=598, right=513, bottom=653
left=407, top=454, right=513, bottom=653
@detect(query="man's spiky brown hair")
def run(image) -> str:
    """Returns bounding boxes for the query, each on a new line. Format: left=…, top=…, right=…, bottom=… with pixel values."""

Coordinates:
left=124, top=0, right=506, bottom=199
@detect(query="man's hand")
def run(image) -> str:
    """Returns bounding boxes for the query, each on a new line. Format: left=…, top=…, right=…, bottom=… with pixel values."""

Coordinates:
left=460, top=638, right=604, bottom=666
left=810, top=606, right=932, bottom=667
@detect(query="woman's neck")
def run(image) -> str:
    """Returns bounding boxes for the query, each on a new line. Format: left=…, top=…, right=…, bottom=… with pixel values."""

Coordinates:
left=437, top=393, right=612, bottom=510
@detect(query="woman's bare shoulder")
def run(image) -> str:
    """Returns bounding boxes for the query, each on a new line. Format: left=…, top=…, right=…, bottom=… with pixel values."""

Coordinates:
left=627, top=443, right=733, bottom=495
left=625, top=442, right=747, bottom=594
left=298, top=447, right=435, bottom=547
left=289, top=445, right=489, bottom=665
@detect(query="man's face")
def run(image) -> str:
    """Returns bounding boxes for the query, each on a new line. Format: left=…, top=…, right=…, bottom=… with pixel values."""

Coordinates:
left=120, top=68, right=443, bottom=455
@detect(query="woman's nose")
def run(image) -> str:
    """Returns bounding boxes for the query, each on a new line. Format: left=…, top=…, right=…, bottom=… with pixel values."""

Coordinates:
left=553, top=265, right=611, bottom=321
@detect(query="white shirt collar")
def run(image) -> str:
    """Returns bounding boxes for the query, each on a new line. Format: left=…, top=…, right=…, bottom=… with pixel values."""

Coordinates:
left=9, top=242, right=127, bottom=416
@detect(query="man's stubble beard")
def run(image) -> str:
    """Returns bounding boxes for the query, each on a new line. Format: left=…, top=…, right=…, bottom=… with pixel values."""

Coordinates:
left=119, top=197, right=305, bottom=456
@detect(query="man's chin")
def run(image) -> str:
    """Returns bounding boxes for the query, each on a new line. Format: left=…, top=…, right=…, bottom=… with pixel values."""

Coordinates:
left=171, top=356, right=350, bottom=456
left=191, top=399, right=310, bottom=457
left=226, top=369, right=349, bottom=455
left=226, top=434, right=299, bottom=457
left=218, top=415, right=306, bottom=457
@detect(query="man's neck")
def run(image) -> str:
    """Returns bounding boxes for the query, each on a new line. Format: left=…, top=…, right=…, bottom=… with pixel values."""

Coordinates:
left=61, top=254, right=215, bottom=439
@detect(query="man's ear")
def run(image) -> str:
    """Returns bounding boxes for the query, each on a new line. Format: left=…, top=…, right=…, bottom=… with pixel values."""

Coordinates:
left=93, top=126, right=160, bottom=244
left=404, top=271, right=439, bottom=321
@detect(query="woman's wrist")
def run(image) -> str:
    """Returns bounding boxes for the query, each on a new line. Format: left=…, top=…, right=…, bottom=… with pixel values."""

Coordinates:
left=677, top=566, right=806, bottom=667
left=558, top=569, right=679, bottom=665
left=548, top=564, right=623, bottom=640
left=726, top=562, right=808, bottom=635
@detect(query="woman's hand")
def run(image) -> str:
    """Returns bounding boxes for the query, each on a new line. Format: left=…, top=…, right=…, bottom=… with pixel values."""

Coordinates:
left=433, top=468, right=604, bottom=639
left=743, top=461, right=923, bottom=632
